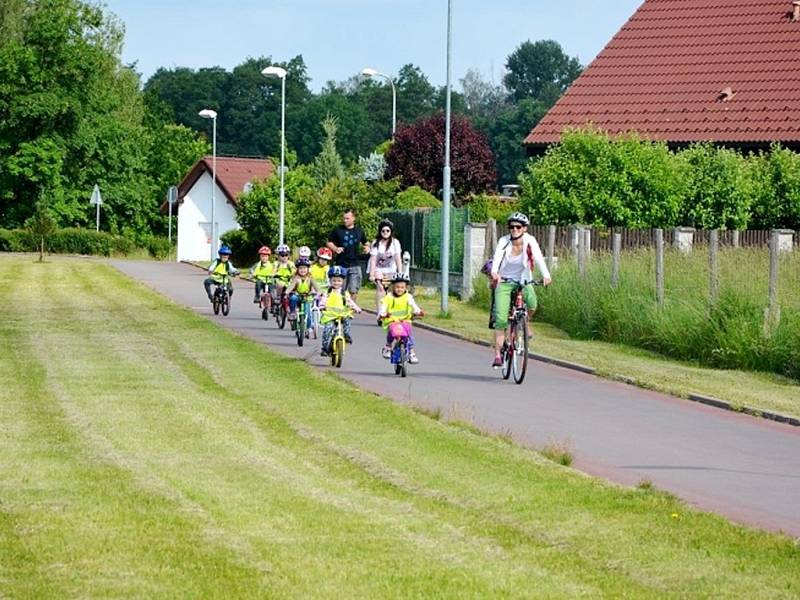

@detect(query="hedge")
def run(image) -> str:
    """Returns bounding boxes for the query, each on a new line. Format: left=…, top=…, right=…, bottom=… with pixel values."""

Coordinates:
left=0, top=228, right=169, bottom=258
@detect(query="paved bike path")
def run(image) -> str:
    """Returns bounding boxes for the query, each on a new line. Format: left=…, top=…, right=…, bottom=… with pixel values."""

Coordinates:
left=113, top=261, right=800, bottom=537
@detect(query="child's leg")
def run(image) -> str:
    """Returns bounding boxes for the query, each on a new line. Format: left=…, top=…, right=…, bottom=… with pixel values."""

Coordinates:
left=321, top=322, right=334, bottom=352
left=203, top=277, right=214, bottom=300
left=343, top=317, right=353, bottom=342
left=289, top=292, right=300, bottom=312
left=403, top=322, right=415, bottom=350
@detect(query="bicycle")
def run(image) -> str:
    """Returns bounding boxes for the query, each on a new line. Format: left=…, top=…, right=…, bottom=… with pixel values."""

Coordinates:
left=294, top=293, right=313, bottom=347
left=211, top=274, right=235, bottom=316
left=309, top=295, right=322, bottom=341
left=385, top=313, right=424, bottom=378
left=257, top=279, right=272, bottom=321
left=270, top=283, right=289, bottom=329
left=327, top=311, right=352, bottom=369
left=499, top=279, right=542, bottom=385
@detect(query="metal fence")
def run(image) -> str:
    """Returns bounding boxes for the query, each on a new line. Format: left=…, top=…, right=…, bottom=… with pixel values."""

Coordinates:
left=383, top=208, right=469, bottom=274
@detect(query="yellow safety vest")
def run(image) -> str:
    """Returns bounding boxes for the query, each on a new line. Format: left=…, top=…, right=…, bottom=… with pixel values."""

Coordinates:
left=295, top=276, right=312, bottom=295
left=274, top=261, right=295, bottom=282
left=211, top=260, right=232, bottom=282
left=251, top=261, right=274, bottom=282
left=381, top=293, right=413, bottom=327
left=322, top=289, right=352, bottom=324
left=310, top=263, right=328, bottom=289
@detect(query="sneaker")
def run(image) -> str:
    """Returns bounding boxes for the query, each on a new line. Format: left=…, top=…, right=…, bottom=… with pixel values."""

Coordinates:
left=381, top=346, right=391, bottom=359
left=253, top=298, right=260, bottom=304
left=345, top=334, right=353, bottom=344
left=408, top=350, right=419, bottom=364
left=492, top=354, right=503, bottom=368
left=320, top=349, right=329, bottom=357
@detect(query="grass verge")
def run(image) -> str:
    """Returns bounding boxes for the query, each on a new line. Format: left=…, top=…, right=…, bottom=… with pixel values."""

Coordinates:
left=1, top=255, right=798, bottom=598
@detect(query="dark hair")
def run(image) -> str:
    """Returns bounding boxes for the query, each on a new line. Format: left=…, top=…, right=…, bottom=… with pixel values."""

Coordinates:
left=343, top=208, right=356, bottom=216
left=372, top=220, right=394, bottom=251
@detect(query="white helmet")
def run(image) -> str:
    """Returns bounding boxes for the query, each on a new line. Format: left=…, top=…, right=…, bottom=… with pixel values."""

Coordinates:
left=297, top=246, right=312, bottom=259
left=507, top=212, right=530, bottom=227
left=276, top=243, right=290, bottom=256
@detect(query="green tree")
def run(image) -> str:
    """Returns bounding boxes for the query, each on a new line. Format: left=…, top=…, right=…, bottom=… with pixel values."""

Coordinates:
left=489, top=98, right=549, bottom=185
left=311, top=115, right=346, bottom=187
left=504, top=40, right=582, bottom=104
left=26, top=195, right=57, bottom=262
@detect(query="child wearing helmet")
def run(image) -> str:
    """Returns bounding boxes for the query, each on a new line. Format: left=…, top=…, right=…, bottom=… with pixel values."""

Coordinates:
left=204, top=246, right=240, bottom=302
left=320, top=265, right=362, bottom=356
left=378, top=272, right=423, bottom=363
left=249, top=246, right=274, bottom=303
left=311, top=247, right=332, bottom=290
left=272, top=243, right=295, bottom=302
left=286, top=257, right=320, bottom=323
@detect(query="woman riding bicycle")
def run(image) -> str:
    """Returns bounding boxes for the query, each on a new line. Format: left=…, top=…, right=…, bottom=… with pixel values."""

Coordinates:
left=489, top=212, right=551, bottom=368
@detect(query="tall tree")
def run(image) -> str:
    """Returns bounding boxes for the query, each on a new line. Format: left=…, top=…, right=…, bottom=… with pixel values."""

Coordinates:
left=489, top=99, right=549, bottom=185
left=504, top=40, right=582, bottom=105
left=311, top=115, right=345, bottom=186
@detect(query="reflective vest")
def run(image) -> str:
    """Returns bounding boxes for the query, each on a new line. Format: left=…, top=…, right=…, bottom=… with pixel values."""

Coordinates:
left=310, top=263, right=328, bottom=289
left=322, top=289, right=351, bottom=323
left=211, top=260, right=232, bottom=282
left=274, top=260, right=295, bottom=282
left=295, top=276, right=312, bottom=295
left=251, top=260, right=274, bottom=282
left=381, top=293, right=413, bottom=327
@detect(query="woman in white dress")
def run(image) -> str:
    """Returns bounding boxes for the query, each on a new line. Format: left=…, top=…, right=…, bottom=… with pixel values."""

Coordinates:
left=369, top=219, right=403, bottom=312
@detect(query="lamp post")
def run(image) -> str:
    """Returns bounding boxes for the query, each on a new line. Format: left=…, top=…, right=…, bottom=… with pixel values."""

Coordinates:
left=441, top=0, right=453, bottom=314
left=198, top=108, right=218, bottom=260
left=361, top=67, right=396, bottom=140
left=261, top=65, right=288, bottom=245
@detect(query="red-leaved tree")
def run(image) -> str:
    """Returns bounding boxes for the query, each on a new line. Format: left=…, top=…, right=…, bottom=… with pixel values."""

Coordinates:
left=386, top=113, right=496, bottom=203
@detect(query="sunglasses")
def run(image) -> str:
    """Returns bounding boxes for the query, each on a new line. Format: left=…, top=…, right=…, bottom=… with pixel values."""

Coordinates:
left=508, top=224, right=525, bottom=230
left=381, top=228, right=392, bottom=233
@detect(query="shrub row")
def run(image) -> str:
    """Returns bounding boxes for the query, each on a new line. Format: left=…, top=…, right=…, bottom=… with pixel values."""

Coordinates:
left=0, top=228, right=171, bottom=258
left=520, top=128, right=800, bottom=230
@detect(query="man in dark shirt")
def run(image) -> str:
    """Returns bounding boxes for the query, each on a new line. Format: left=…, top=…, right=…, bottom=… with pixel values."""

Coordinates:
left=327, top=208, right=370, bottom=301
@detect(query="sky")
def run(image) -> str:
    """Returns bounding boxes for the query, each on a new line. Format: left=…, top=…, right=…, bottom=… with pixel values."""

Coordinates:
left=105, top=0, right=644, bottom=90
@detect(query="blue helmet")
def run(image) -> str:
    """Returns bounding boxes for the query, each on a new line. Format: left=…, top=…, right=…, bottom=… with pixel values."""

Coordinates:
left=328, top=265, right=346, bottom=279
left=296, top=257, right=311, bottom=267
left=218, top=245, right=232, bottom=256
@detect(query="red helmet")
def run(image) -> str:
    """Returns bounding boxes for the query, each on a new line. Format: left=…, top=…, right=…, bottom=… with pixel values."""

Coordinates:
left=317, top=247, right=333, bottom=260
left=258, top=246, right=272, bottom=256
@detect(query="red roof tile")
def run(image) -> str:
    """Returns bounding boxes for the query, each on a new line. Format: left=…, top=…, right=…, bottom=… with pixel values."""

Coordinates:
left=525, top=0, right=800, bottom=147
left=179, top=156, right=274, bottom=205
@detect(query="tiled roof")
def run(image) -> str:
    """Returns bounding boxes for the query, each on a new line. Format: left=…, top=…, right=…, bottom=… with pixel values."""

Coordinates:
left=178, top=156, right=275, bottom=206
left=525, top=0, right=800, bottom=147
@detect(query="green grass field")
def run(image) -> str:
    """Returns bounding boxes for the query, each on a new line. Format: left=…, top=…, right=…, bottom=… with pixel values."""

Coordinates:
left=1, top=255, right=799, bottom=598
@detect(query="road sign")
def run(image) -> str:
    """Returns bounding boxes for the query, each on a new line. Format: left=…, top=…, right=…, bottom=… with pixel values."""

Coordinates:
left=167, top=185, right=178, bottom=205
left=90, top=184, right=103, bottom=205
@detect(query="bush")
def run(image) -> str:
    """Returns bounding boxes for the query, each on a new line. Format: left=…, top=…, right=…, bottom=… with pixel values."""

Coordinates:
left=220, top=229, right=258, bottom=266
left=0, top=227, right=146, bottom=257
left=0, top=229, right=34, bottom=252
left=394, top=186, right=441, bottom=210
left=143, top=236, right=172, bottom=259
left=468, top=194, right=520, bottom=223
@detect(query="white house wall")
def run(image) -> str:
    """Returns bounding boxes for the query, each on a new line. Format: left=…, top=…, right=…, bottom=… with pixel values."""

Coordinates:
left=176, top=171, right=240, bottom=262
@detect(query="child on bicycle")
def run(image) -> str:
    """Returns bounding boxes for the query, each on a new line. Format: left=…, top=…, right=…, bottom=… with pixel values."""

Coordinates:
left=249, top=246, right=274, bottom=303
left=320, top=265, right=361, bottom=356
left=311, top=247, right=332, bottom=290
left=286, top=257, right=320, bottom=323
left=272, top=243, right=295, bottom=303
left=204, top=245, right=239, bottom=302
left=378, top=272, right=423, bottom=364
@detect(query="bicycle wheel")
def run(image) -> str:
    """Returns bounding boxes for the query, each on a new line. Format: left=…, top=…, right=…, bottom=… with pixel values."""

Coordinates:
left=278, top=301, right=287, bottom=329
left=221, top=290, right=230, bottom=316
left=501, top=335, right=512, bottom=380
left=296, top=308, right=305, bottom=347
left=511, top=315, right=528, bottom=385
left=261, top=307, right=269, bottom=321
left=333, top=338, right=344, bottom=368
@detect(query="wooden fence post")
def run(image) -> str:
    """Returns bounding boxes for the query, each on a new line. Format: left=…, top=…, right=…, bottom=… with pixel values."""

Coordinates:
left=583, top=228, right=592, bottom=263
left=611, top=232, right=621, bottom=288
left=764, top=229, right=781, bottom=333
left=577, top=228, right=586, bottom=278
left=709, top=229, right=719, bottom=306
left=655, top=228, right=665, bottom=306
left=546, top=225, right=556, bottom=272
left=732, top=229, right=740, bottom=249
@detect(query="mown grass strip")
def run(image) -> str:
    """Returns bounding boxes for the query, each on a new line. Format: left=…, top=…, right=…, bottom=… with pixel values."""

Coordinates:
left=0, top=255, right=798, bottom=598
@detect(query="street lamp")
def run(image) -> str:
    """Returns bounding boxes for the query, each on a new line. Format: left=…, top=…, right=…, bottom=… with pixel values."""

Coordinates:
left=441, top=0, right=453, bottom=314
left=198, top=108, right=218, bottom=261
left=361, top=67, right=397, bottom=139
left=261, top=65, right=288, bottom=245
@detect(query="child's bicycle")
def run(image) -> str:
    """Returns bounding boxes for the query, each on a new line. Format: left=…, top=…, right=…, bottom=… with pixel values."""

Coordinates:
left=258, top=279, right=272, bottom=321
left=309, top=295, right=322, bottom=341
left=499, top=279, right=542, bottom=385
left=327, top=311, right=352, bottom=369
left=385, top=313, right=424, bottom=378
left=270, top=284, right=289, bottom=329
left=211, top=274, right=235, bottom=316
left=294, top=293, right=314, bottom=347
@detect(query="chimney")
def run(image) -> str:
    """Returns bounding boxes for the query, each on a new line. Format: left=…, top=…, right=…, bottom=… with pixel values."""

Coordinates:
left=794, top=1, right=800, bottom=21
left=718, top=87, right=734, bottom=102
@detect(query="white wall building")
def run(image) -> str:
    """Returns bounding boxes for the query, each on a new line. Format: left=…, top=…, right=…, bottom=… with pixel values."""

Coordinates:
left=168, top=157, right=274, bottom=262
